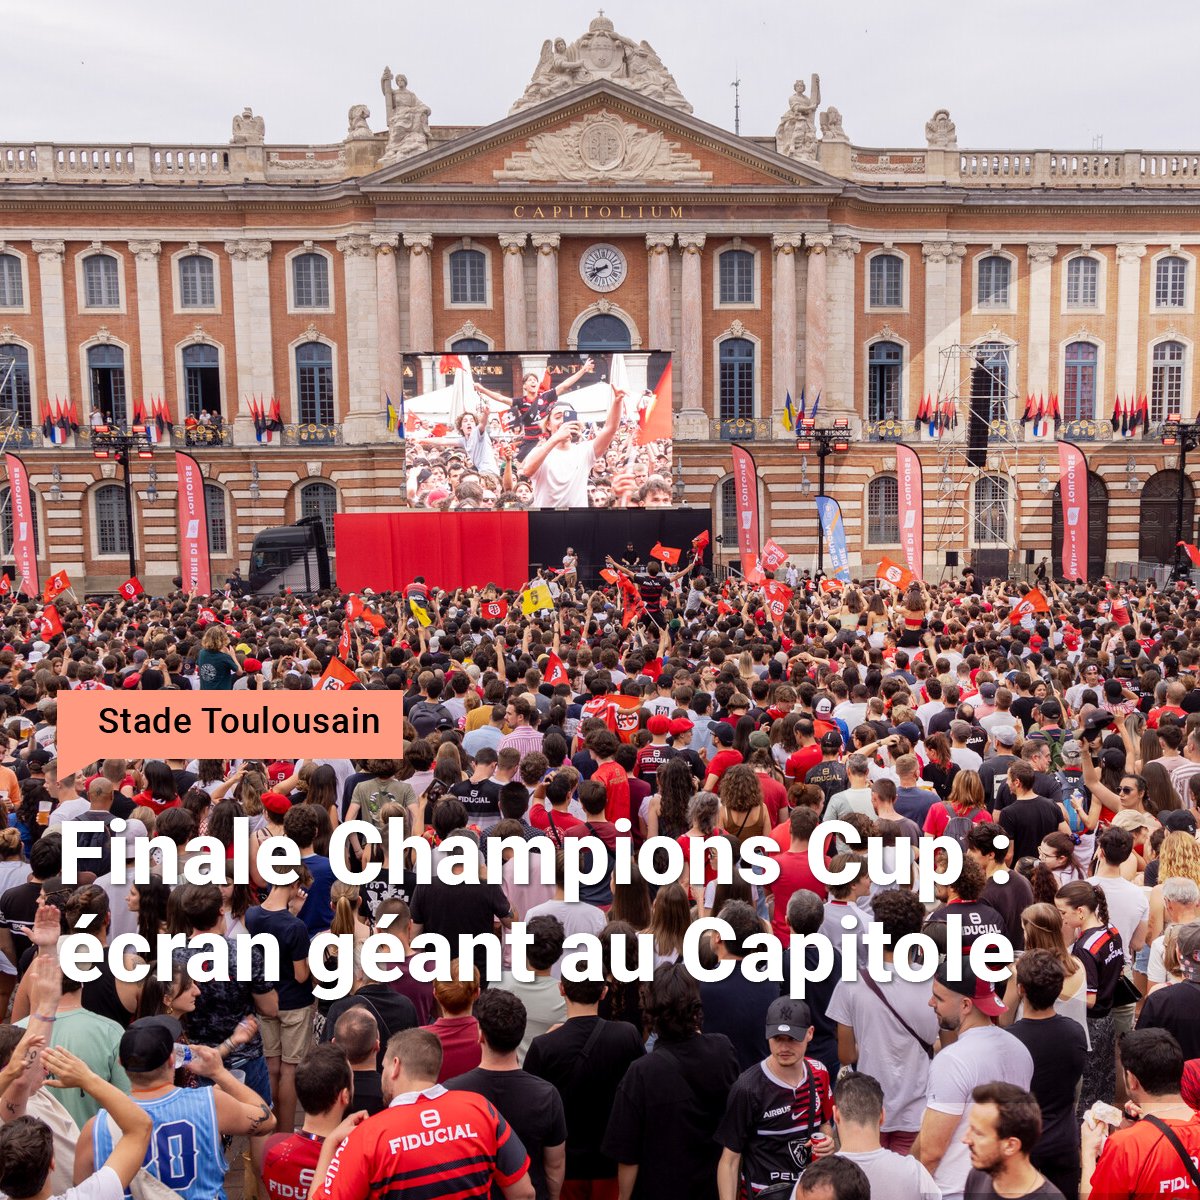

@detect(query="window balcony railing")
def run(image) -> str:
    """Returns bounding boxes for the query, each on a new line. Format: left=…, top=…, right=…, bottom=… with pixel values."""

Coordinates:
left=1060, top=419, right=1115, bottom=442
left=865, top=418, right=907, bottom=442
left=175, top=423, right=231, bottom=447
left=2, top=426, right=43, bottom=449
left=711, top=417, right=773, bottom=442
left=283, top=422, right=341, bottom=446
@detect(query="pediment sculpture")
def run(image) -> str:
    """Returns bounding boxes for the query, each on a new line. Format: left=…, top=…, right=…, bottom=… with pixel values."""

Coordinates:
left=380, top=69, right=431, bottom=164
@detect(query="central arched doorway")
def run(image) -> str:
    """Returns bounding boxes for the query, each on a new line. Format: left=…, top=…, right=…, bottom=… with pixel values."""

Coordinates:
left=1140, top=469, right=1196, bottom=564
left=577, top=313, right=632, bottom=352
left=1051, top=472, right=1109, bottom=580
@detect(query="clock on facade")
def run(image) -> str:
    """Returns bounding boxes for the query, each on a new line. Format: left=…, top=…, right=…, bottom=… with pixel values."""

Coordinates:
left=580, top=243, right=627, bottom=292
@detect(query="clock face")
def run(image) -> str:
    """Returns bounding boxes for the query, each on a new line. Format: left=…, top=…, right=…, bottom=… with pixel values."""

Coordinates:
left=580, top=243, right=627, bottom=293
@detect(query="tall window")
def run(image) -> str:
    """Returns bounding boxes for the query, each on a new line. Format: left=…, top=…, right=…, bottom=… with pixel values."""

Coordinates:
left=183, top=344, right=221, bottom=420
left=973, top=475, right=1010, bottom=545
left=1151, top=340, right=1185, bottom=422
left=296, top=342, right=334, bottom=425
left=0, top=345, right=32, bottom=426
left=83, top=254, right=119, bottom=308
left=718, top=338, right=755, bottom=421
left=292, top=253, right=329, bottom=309
left=720, top=477, right=739, bottom=544
left=0, top=486, right=38, bottom=555
left=719, top=250, right=754, bottom=304
left=1063, top=341, right=1097, bottom=422
left=178, top=255, right=215, bottom=308
left=869, top=254, right=903, bottom=308
left=1066, top=256, right=1099, bottom=308
left=448, top=249, right=486, bottom=305
left=866, top=475, right=898, bottom=544
left=977, top=341, right=1011, bottom=422
left=450, top=337, right=489, bottom=353
left=577, top=314, right=632, bottom=352
left=0, top=255, right=22, bottom=308
left=1156, top=256, right=1187, bottom=308
left=95, top=484, right=129, bottom=555
left=977, top=255, right=1011, bottom=308
left=867, top=341, right=902, bottom=421
left=300, top=481, right=337, bottom=549
left=88, top=344, right=127, bottom=425
left=204, top=483, right=228, bottom=555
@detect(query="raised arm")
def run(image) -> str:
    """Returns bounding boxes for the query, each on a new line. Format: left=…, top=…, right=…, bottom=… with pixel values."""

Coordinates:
left=589, top=387, right=624, bottom=462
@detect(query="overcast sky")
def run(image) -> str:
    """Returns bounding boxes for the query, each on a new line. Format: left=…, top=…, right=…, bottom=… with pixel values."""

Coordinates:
left=5, top=0, right=1197, bottom=151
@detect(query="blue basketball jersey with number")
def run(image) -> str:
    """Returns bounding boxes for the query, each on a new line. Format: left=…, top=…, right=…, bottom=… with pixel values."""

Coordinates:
left=93, top=1085, right=226, bottom=1200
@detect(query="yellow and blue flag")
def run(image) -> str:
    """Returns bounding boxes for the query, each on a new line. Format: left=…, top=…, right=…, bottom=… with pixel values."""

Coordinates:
left=385, top=394, right=398, bottom=433
left=782, top=390, right=796, bottom=433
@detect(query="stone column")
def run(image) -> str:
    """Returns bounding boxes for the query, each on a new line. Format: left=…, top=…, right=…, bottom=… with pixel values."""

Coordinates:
left=826, top=235, right=861, bottom=415
left=646, top=233, right=675, bottom=349
left=1026, top=244, right=1058, bottom=428
left=223, top=239, right=274, bottom=441
left=772, top=233, right=803, bottom=426
left=942, top=243, right=966, bottom=355
left=337, top=233, right=381, bottom=443
left=677, top=233, right=706, bottom=437
left=1115, top=243, right=1146, bottom=401
left=371, top=234, right=401, bottom=420
left=804, top=234, right=832, bottom=406
left=32, top=241, right=69, bottom=404
left=921, top=242, right=950, bottom=400
left=402, top=234, right=434, bottom=350
left=128, top=241, right=165, bottom=409
left=531, top=234, right=561, bottom=349
left=498, top=234, right=528, bottom=350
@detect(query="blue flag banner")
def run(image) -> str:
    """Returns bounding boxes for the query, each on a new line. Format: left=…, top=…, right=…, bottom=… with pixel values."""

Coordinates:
left=815, top=494, right=851, bottom=582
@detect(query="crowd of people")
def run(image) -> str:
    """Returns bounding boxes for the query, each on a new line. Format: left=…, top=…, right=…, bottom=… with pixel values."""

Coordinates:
left=0, top=560, right=1199, bottom=1199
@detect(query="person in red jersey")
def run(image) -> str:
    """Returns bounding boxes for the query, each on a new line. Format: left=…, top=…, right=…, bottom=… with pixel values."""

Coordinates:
left=312, top=1027, right=534, bottom=1200
left=261, top=1044, right=352, bottom=1200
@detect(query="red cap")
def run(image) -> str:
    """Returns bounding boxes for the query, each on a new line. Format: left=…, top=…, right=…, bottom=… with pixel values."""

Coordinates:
left=122, top=673, right=141, bottom=689
left=668, top=718, right=694, bottom=736
left=262, top=791, right=291, bottom=817
left=647, top=715, right=671, bottom=735
left=242, top=657, right=262, bottom=672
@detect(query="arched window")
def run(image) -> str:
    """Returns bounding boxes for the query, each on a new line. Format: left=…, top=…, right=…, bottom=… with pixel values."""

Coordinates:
left=867, top=341, right=902, bottom=421
left=977, top=255, right=1011, bottom=308
left=204, top=483, right=228, bottom=555
left=178, top=255, right=215, bottom=308
left=1066, top=256, right=1099, bottom=308
left=295, top=342, right=334, bottom=425
left=448, top=249, right=486, bottom=305
left=1063, top=341, right=1097, bottom=422
left=720, top=477, right=739, bottom=543
left=450, top=337, right=489, bottom=354
left=300, top=481, right=337, bottom=549
left=577, top=314, right=632, bottom=352
left=719, top=249, right=754, bottom=304
left=88, top=344, right=127, bottom=425
left=1151, top=341, right=1185, bottom=422
left=94, top=484, right=129, bottom=555
left=0, top=345, right=32, bottom=426
left=976, top=341, right=1011, bottom=422
left=869, top=254, right=903, bottom=308
left=183, top=343, right=221, bottom=420
left=0, top=254, right=22, bottom=308
left=0, top=485, right=38, bottom=556
left=718, top=338, right=755, bottom=422
left=866, top=476, right=899, bottom=545
left=1156, top=256, right=1187, bottom=308
left=973, top=475, right=1010, bottom=545
left=83, top=254, right=120, bottom=308
left=292, top=253, right=329, bottom=309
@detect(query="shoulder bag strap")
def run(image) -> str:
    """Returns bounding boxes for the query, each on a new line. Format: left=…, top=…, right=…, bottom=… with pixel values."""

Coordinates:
left=859, top=973, right=935, bottom=1060
left=1143, top=1116, right=1200, bottom=1193
left=567, top=1019, right=608, bottom=1088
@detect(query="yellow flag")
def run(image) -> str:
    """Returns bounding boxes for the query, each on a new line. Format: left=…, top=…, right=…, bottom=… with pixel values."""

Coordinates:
left=521, top=583, right=553, bottom=615
left=409, top=598, right=431, bottom=627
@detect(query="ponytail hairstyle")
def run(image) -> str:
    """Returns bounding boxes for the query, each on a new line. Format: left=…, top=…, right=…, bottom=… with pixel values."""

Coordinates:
left=330, top=882, right=361, bottom=938
left=64, top=884, right=109, bottom=933
left=1056, top=879, right=1110, bottom=928
left=1029, top=862, right=1059, bottom=905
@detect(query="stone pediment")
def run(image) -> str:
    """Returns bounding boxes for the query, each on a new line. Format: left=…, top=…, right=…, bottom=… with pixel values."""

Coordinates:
left=494, top=108, right=709, bottom=183
left=362, top=84, right=842, bottom=191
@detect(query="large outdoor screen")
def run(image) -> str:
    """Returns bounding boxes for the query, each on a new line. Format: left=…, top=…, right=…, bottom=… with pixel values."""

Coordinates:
left=401, top=351, right=673, bottom=511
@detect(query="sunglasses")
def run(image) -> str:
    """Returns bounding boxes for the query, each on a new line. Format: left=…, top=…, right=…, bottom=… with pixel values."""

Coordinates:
left=1118, top=785, right=1138, bottom=795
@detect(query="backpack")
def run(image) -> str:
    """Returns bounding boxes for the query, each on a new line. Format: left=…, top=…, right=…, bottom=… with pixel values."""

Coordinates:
left=408, top=701, right=448, bottom=737
left=1042, top=728, right=1070, bottom=773
left=940, top=800, right=974, bottom=850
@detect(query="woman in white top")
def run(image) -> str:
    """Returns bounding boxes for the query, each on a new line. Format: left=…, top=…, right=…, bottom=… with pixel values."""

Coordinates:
left=1000, top=901, right=1090, bottom=1048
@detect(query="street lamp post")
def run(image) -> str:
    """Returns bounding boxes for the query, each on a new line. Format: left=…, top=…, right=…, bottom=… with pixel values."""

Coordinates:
left=794, top=417, right=852, bottom=572
left=91, top=424, right=154, bottom=581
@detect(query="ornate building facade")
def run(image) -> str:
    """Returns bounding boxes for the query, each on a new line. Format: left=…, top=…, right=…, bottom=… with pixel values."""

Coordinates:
left=0, top=14, right=1196, bottom=588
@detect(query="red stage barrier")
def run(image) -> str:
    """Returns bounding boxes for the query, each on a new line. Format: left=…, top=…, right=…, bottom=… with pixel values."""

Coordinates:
left=333, top=512, right=531, bottom=592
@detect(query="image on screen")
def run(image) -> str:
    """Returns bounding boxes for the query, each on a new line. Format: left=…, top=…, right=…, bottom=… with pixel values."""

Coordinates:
left=400, top=350, right=673, bottom=510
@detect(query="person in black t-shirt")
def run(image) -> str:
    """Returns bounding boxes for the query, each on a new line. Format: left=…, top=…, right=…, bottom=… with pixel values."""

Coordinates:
left=805, top=735, right=848, bottom=810
left=998, top=761, right=1065, bottom=862
left=1135, top=920, right=1200, bottom=1059
left=1008, top=951, right=1087, bottom=1200
left=446, top=989, right=567, bottom=1200
left=967, top=821, right=1034, bottom=950
left=525, top=975, right=644, bottom=1190
left=451, top=748, right=503, bottom=829
left=602, top=963, right=739, bottom=1200
left=925, top=853, right=1007, bottom=952
left=329, top=1006, right=386, bottom=1116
